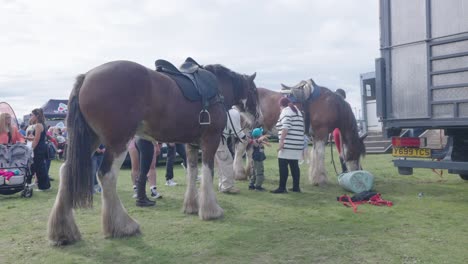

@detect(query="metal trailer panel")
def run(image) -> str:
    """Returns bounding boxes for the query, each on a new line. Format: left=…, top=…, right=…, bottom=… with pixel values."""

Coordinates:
left=391, top=43, right=428, bottom=119
left=390, top=0, right=426, bottom=46
left=378, top=0, right=468, bottom=129
left=431, top=0, right=468, bottom=38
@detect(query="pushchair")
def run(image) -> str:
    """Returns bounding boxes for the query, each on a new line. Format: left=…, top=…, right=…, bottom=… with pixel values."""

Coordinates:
left=0, top=143, right=34, bottom=198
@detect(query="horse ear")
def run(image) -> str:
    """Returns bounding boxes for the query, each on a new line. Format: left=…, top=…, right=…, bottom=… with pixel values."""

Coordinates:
left=281, top=83, right=291, bottom=90
left=249, top=72, right=256, bottom=82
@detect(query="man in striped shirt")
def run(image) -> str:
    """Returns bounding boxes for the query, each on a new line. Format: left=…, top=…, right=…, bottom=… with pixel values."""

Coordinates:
left=271, top=97, right=305, bottom=193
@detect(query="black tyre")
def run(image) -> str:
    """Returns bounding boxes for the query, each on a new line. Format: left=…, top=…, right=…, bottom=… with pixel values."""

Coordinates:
left=21, top=188, right=33, bottom=198
left=398, top=167, right=413, bottom=175
left=460, top=174, right=468, bottom=181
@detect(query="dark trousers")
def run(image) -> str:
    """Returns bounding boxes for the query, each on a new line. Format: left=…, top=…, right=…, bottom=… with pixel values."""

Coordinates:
left=165, top=143, right=187, bottom=181
left=135, top=138, right=154, bottom=199
left=33, top=150, right=50, bottom=190
left=45, top=159, right=51, bottom=177
left=277, top=158, right=300, bottom=191
left=92, top=154, right=104, bottom=185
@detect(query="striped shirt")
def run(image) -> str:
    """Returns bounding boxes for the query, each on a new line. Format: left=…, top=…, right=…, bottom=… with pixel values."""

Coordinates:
left=276, top=106, right=304, bottom=160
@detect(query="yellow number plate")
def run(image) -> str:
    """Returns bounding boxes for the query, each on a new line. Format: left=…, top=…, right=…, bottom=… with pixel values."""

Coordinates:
left=392, top=147, right=431, bottom=158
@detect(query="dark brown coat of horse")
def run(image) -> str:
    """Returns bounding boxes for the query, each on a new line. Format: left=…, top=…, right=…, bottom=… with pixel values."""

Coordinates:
left=47, top=60, right=261, bottom=246
left=239, top=84, right=365, bottom=185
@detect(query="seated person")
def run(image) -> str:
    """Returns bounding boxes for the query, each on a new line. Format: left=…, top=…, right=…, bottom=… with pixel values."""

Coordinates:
left=0, top=113, right=25, bottom=144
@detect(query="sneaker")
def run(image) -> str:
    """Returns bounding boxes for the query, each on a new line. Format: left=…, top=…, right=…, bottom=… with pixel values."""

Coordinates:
left=248, top=185, right=255, bottom=190
left=136, top=197, right=156, bottom=207
left=255, top=186, right=266, bottom=192
left=132, top=186, right=137, bottom=199
left=270, top=188, right=287, bottom=194
left=150, top=188, right=163, bottom=199
left=221, top=187, right=240, bottom=194
left=94, top=184, right=102, bottom=194
left=165, top=179, right=177, bottom=186
left=181, top=162, right=186, bottom=170
left=288, top=187, right=301, bottom=193
left=35, top=187, right=51, bottom=192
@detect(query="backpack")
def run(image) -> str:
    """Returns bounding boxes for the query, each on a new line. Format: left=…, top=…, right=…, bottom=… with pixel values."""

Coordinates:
left=46, top=142, right=56, bottom=160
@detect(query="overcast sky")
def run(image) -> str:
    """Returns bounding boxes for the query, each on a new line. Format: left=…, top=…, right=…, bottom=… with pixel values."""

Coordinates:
left=0, top=0, right=380, bottom=120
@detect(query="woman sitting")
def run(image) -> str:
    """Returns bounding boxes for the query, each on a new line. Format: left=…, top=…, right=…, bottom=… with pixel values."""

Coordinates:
left=0, top=113, right=25, bottom=144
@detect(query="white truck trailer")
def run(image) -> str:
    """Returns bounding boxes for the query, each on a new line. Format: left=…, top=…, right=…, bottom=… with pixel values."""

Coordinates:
left=376, top=0, right=468, bottom=180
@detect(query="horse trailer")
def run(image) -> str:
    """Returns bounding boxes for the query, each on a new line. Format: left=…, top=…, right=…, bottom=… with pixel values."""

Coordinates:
left=376, top=0, right=468, bottom=180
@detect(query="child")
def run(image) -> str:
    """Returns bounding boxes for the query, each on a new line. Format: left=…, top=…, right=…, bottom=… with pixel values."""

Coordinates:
left=248, top=128, right=270, bottom=191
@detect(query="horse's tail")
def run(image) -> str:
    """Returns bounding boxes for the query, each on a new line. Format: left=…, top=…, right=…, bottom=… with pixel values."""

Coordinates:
left=65, top=74, right=96, bottom=208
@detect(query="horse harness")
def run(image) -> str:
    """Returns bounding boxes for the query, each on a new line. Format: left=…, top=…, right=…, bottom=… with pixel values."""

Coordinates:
left=155, top=57, right=220, bottom=125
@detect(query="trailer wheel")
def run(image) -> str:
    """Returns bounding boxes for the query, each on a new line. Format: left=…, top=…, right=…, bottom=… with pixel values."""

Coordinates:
left=460, top=174, right=468, bottom=181
left=398, top=167, right=413, bottom=175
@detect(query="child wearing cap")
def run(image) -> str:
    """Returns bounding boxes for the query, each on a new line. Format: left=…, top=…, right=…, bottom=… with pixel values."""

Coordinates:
left=248, top=127, right=270, bottom=191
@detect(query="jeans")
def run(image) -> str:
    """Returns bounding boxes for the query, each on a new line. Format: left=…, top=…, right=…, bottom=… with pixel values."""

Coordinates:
left=91, top=154, right=104, bottom=185
left=165, top=143, right=187, bottom=181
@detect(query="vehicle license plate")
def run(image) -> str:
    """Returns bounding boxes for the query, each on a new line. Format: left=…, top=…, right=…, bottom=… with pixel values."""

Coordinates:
left=392, top=147, right=431, bottom=158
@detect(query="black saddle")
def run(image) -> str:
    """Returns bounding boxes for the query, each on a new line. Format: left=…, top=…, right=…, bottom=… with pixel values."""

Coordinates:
left=155, top=57, right=218, bottom=107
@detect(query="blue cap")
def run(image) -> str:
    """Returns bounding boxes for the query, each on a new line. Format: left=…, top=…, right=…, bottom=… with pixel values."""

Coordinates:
left=252, top=128, right=263, bottom=138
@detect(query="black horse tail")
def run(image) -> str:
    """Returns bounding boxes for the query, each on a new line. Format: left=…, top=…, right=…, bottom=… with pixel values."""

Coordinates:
left=65, top=74, right=97, bottom=208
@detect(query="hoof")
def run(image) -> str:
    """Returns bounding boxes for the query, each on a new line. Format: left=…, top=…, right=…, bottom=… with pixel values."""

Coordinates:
left=105, top=219, right=141, bottom=238
left=183, top=205, right=199, bottom=215
left=199, top=205, right=224, bottom=220
left=48, top=230, right=81, bottom=247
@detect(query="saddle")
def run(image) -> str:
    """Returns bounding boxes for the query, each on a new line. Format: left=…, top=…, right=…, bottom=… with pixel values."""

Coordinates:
left=280, top=79, right=321, bottom=103
left=155, top=57, right=219, bottom=124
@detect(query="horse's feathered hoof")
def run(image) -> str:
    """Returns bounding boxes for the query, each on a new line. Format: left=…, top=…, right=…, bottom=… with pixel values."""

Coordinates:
left=199, top=206, right=224, bottom=220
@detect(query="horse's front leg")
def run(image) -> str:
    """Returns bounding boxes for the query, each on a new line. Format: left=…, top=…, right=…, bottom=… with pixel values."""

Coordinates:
left=99, top=151, right=140, bottom=238
left=233, top=139, right=249, bottom=180
left=199, top=136, right=224, bottom=220
left=183, top=144, right=199, bottom=214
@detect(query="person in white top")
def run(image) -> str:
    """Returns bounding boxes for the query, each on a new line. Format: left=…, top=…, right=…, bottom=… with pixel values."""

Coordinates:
left=215, top=107, right=245, bottom=194
left=271, top=97, right=304, bottom=193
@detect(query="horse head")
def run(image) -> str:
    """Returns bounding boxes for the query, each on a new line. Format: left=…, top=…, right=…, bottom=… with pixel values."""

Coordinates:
left=204, top=65, right=263, bottom=127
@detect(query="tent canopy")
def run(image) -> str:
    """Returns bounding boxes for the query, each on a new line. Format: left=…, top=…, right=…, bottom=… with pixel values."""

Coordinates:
left=41, top=99, right=68, bottom=119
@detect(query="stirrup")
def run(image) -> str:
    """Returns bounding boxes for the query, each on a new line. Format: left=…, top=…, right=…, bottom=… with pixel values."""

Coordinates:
left=199, top=109, right=211, bottom=125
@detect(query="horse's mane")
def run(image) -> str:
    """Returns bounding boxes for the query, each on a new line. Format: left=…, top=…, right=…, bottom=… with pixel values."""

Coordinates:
left=318, top=87, right=366, bottom=158
left=330, top=88, right=366, bottom=157
left=204, top=64, right=245, bottom=100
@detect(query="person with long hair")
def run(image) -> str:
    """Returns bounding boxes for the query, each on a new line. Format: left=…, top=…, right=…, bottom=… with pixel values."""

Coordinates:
left=0, top=113, right=25, bottom=144
left=271, top=97, right=304, bottom=193
left=25, top=108, right=51, bottom=191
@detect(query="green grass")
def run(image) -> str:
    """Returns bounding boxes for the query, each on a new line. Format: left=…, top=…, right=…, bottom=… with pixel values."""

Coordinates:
left=1, top=144, right=468, bottom=264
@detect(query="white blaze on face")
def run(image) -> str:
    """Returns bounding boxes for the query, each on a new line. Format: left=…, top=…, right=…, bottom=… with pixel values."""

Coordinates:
left=241, top=99, right=247, bottom=110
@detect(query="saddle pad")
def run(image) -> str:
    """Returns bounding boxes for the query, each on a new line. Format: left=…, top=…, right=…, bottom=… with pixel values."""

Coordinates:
left=155, top=58, right=218, bottom=102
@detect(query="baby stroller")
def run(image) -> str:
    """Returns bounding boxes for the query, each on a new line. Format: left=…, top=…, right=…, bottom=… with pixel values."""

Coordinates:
left=0, top=143, right=34, bottom=198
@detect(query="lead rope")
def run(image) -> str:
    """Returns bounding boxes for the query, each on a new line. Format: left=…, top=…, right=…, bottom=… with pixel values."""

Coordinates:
left=330, top=133, right=339, bottom=175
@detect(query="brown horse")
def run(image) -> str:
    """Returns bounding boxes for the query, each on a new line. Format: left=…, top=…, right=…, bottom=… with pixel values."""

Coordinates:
left=47, top=60, right=261, bottom=246
left=240, top=83, right=365, bottom=185
left=233, top=87, right=282, bottom=180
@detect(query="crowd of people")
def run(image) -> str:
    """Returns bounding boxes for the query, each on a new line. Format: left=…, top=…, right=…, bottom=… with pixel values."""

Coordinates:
left=2, top=90, right=349, bottom=207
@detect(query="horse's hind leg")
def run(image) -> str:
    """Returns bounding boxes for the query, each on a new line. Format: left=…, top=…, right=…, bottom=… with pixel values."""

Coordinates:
left=48, top=162, right=81, bottom=246
left=99, top=151, right=140, bottom=238
left=199, top=137, right=224, bottom=220
left=233, top=140, right=248, bottom=180
left=183, top=144, right=199, bottom=214
left=309, top=139, right=328, bottom=186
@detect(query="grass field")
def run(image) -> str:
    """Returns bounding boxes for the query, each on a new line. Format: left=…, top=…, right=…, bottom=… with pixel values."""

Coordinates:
left=1, top=144, right=467, bottom=264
